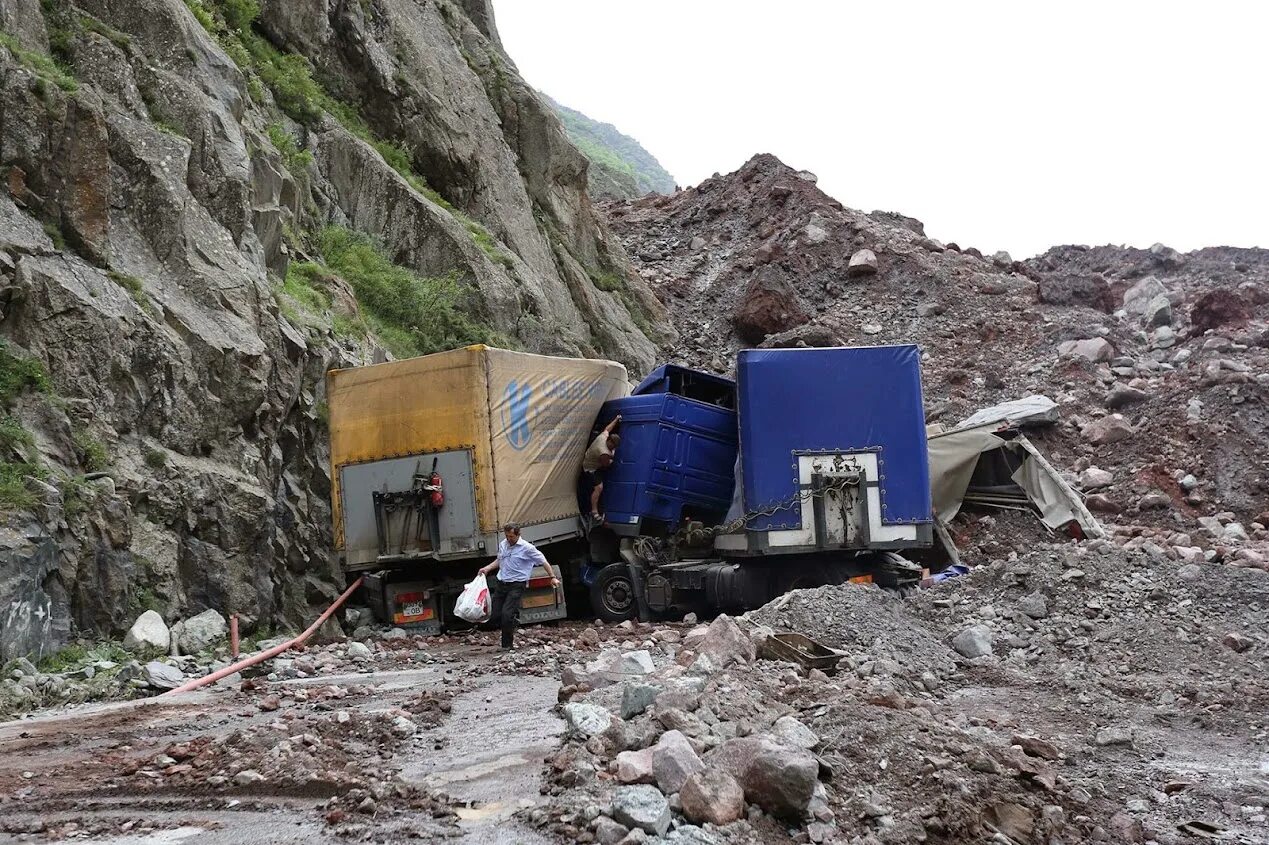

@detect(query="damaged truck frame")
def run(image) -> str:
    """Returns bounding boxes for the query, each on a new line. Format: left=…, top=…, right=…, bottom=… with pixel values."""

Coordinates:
left=327, top=344, right=936, bottom=629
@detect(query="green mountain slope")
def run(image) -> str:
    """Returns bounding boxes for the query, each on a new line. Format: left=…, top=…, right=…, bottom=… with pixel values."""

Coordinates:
left=547, top=97, right=676, bottom=199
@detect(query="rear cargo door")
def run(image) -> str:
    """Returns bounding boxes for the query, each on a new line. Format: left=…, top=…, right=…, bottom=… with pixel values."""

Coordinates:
left=339, top=449, right=480, bottom=567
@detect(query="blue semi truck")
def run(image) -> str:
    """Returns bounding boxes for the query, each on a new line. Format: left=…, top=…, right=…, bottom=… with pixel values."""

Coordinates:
left=581, top=344, right=934, bottom=621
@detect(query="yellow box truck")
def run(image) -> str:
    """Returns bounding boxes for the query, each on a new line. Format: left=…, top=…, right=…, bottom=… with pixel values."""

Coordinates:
left=327, top=345, right=628, bottom=631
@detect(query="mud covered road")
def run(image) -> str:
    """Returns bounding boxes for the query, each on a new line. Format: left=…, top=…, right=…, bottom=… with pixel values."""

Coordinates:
left=0, top=635, right=567, bottom=843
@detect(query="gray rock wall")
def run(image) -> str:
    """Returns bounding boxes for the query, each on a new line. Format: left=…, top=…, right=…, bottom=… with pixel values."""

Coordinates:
left=0, top=0, right=667, bottom=659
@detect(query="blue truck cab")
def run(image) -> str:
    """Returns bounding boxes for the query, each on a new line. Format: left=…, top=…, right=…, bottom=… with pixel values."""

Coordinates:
left=591, top=366, right=739, bottom=536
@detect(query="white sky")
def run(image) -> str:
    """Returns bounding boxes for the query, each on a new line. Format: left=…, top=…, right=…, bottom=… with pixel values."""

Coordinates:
left=495, top=1, right=1268, bottom=259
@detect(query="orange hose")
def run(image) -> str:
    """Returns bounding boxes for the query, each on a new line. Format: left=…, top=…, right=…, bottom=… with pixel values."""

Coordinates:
left=160, top=576, right=365, bottom=696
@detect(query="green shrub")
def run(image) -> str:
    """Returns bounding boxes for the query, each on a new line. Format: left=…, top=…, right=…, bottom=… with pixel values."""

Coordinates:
left=0, top=416, right=33, bottom=452
left=591, top=270, right=624, bottom=293
left=143, top=448, right=168, bottom=469
left=60, top=473, right=93, bottom=516
left=312, top=226, right=494, bottom=358
left=72, top=429, right=109, bottom=471
left=0, top=344, right=51, bottom=406
left=0, top=459, right=42, bottom=510
left=42, top=220, right=66, bottom=251
left=79, top=15, right=131, bottom=48
left=219, top=0, right=260, bottom=32
left=266, top=122, right=313, bottom=173
left=281, top=261, right=332, bottom=313
left=181, top=0, right=215, bottom=32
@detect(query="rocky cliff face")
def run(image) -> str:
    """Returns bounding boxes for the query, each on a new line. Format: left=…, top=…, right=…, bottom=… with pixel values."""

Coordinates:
left=0, top=0, right=669, bottom=661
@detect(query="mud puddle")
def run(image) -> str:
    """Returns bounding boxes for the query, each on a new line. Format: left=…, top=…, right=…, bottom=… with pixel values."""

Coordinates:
left=402, top=675, right=563, bottom=844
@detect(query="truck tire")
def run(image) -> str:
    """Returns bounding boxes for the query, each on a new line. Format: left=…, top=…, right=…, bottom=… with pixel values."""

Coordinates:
left=590, top=563, right=637, bottom=622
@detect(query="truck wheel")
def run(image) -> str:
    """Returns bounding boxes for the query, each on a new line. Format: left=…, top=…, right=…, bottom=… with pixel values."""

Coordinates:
left=590, top=563, right=637, bottom=622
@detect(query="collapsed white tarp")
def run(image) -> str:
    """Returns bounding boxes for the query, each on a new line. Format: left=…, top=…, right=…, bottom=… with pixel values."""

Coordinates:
left=957, top=394, right=1060, bottom=430
left=927, top=423, right=1105, bottom=538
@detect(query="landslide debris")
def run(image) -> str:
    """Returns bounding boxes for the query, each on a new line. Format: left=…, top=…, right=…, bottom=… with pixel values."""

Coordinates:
left=534, top=543, right=1266, bottom=844
left=604, top=153, right=1268, bottom=567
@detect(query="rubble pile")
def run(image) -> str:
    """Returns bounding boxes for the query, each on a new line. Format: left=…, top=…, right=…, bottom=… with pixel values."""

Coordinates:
left=603, top=154, right=1269, bottom=560
left=528, top=545, right=1265, bottom=844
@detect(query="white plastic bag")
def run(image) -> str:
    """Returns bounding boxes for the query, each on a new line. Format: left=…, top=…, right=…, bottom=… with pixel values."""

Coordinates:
left=454, top=573, right=491, bottom=623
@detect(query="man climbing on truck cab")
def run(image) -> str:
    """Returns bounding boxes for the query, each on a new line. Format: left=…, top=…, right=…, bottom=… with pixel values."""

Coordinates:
left=580, top=415, right=621, bottom=524
left=477, top=524, right=560, bottom=650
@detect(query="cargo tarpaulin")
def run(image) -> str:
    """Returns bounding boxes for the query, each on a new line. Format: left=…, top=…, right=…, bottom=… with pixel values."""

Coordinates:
left=328, top=346, right=628, bottom=554
left=737, top=345, right=933, bottom=531
left=484, top=348, right=628, bottom=526
left=927, top=423, right=1104, bottom=537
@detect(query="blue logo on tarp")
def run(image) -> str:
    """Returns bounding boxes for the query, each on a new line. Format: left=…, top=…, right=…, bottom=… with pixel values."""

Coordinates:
left=504, top=381, right=533, bottom=450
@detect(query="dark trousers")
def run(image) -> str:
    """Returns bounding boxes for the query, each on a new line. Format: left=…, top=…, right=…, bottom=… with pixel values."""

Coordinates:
left=486, top=578, right=527, bottom=648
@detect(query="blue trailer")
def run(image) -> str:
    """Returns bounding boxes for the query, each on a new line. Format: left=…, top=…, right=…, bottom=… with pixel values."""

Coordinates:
left=585, top=346, right=933, bottom=621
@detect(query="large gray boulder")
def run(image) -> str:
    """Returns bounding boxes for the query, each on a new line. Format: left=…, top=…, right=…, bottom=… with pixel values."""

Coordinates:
left=952, top=625, right=994, bottom=658
left=610, top=785, right=671, bottom=836
left=143, top=660, right=184, bottom=690
left=562, top=702, right=613, bottom=739
left=710, top=736, right=819, bottom=821
left=123, top=610, right=170, bottom=653
left=177, top=609, right=228, bottom=655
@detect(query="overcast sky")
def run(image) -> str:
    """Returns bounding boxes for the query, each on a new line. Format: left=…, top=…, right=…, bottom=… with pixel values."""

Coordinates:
left=495, top=1, right=1268, bottom=259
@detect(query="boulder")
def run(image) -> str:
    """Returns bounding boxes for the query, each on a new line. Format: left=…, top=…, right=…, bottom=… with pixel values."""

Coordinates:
left=1094, top=726, right=1134, bottom=747
left=680, top=768, right=746, bottom=826
left=594, top=817, right=630, bottom=845
left=123, top=610, right=170, bottom=653
left=621, top=682, right=662, bottom=720
left=771, top=715, right=820, bottom=750
left=143, top=660, right=184, bottom=690
left=1222, top=632, right=1252, bottom=653
left=347, top=641, right=372, bottom=661
left=1190, top=288, right=1251, bottom=333
left=1122, top=276, right=1167, bottom=318
left=619, top=650, right=656, bottom=674
left=652, top=729, right=703, bottom=793
left=1105, top=384, right=1151, bottom=410
left=1081, top=414, right=1135, bottom=445
left=579, top=648, right=657, bottom=688
left=697, top=614, right=755, bottom=668
left=610, top=785, right=671, bottom=836
left=710, top=736, right=819, bottom=821
left=176, top=609, right=228, bottom=654
left=951, top=625, right=993, bottom=658
left=985, top=802, right=1035, bottom=842
left=1057, top=338, right=1114, bottom=362
left=562, top=702, right=613, bottom=739
left=732, top=272, right=810, bottom=344
left=1079, top=467, right=1113, bottom=490
left=615, top=748, right=655, bottom=784
left=1018, top=592, right=1049, bottom=619
left=847, top=249, right=878, bottom=277
left=1142, top=293, right=1172, bottom=327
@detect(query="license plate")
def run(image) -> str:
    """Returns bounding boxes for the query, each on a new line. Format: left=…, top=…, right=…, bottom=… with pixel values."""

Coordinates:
left=402, top=600, right=425, bottom=617
left=521, top=593, right=558, bottom=609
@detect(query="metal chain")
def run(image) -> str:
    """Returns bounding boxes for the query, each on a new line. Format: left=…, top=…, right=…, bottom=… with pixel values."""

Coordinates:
left=680, top=474, right=860, bottom=543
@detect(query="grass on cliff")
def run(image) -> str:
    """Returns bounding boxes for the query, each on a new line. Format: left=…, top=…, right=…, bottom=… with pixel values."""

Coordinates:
left=0, top=29, right=77, bottom=92
left=185, top=1, right=514, bottom=268
left=290, top=227, right=497, bottom=358
left=266, top=123, right=312, bottom=174
left=0, top=343, right=51, bottom=406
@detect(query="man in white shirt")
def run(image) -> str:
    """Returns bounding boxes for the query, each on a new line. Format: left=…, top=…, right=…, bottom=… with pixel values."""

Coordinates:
left=579, top=415, right=621, bottom=523
left=478, top=523, right=559, bottom=649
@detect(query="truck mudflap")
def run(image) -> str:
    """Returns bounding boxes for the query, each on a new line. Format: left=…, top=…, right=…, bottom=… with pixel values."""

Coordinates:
left=363, top=574, right=443, bottom=635
left=517, top=566, right=568, bottom=624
